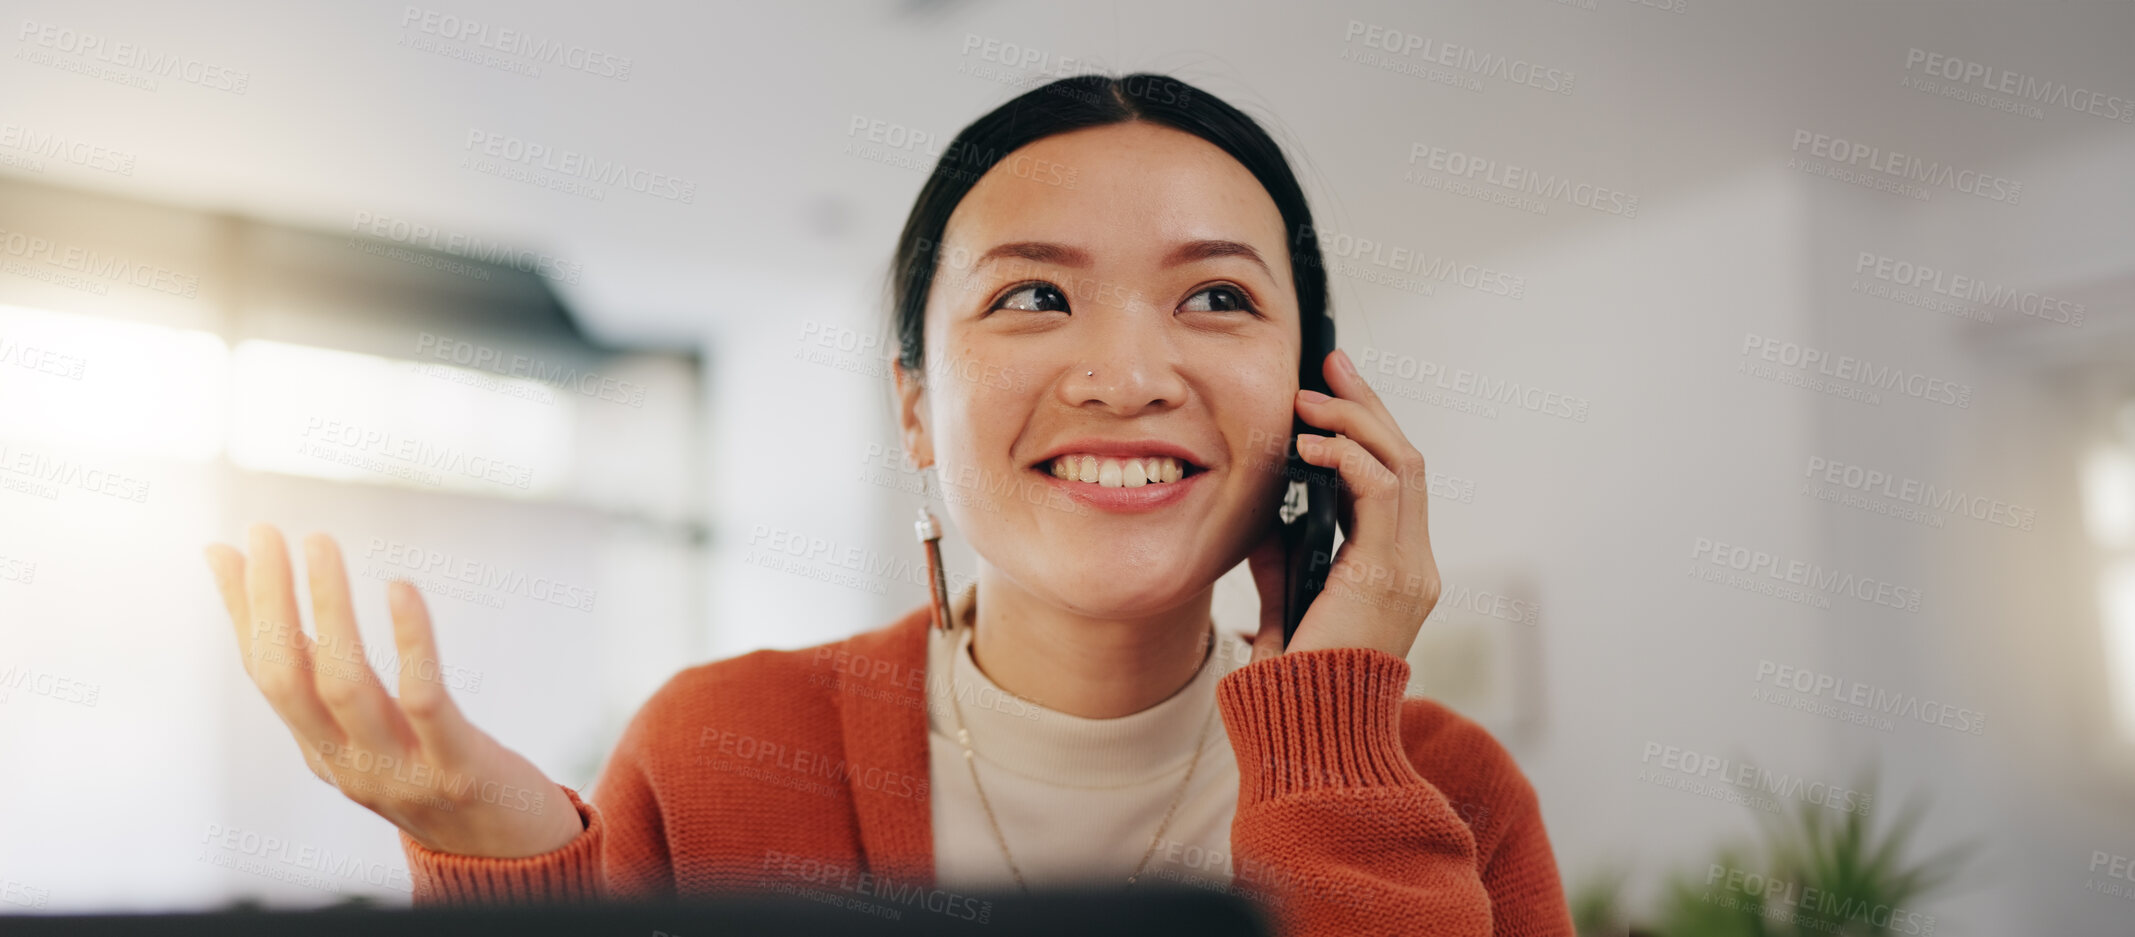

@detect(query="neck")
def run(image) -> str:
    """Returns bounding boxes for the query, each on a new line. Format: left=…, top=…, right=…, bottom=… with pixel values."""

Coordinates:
left=961, top=563, right=1215, bottom=719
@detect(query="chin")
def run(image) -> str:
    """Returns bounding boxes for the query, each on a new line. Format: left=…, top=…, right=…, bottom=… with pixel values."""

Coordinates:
left=1022, top=553, right=1217, bottom=619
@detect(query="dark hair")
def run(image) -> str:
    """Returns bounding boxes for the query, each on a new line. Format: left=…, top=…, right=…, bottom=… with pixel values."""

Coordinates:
left=887, top=72, right=1330, bottom=386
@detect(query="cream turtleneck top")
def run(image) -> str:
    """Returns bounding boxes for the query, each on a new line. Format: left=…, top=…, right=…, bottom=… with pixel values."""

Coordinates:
left=923, top=610, right=1257, bottom=892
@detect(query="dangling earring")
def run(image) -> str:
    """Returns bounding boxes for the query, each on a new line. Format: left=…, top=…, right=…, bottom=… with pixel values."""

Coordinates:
left=915, top=465, right=955, bottom=634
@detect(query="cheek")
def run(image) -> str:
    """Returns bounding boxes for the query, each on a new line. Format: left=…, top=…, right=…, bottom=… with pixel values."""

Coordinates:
left=928, top=363, right=1049, bottom=545
left=1217, top=358, right=1301, bottom=469
left=930, top=364, right=1029, bottom=468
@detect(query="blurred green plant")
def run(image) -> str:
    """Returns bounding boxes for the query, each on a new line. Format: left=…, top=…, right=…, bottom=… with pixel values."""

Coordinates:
left=1649, top=771, right=1974, bottom=937
left=1571, top=863, right=1632, bottom=937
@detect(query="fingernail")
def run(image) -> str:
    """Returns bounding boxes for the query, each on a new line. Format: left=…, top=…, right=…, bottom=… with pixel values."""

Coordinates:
left=1298, top=388, right=1331, bottom=404
left=1333, top=348, right=1356, bottom=375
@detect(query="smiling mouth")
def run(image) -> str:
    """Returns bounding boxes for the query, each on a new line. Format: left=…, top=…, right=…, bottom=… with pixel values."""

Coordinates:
left=1040, top=455, right=1204, bottom=488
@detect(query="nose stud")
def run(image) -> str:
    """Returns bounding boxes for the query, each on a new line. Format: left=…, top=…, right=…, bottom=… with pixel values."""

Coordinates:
left=1087, top=370, right=1094, bottom=377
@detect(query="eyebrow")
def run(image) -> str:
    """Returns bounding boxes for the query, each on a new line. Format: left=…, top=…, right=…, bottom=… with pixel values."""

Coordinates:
left=1166, top=239, right=1273, bottom=279
left=970, top=241, right=1092, bottom=272
left=964, top=239, right=1274, bottom=281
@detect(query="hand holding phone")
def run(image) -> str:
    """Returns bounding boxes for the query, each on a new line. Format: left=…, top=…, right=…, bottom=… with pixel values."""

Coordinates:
left=1252, top=333, right=1445, bottom=663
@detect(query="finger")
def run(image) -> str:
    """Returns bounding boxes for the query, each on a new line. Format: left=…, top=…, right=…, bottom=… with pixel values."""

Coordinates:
left=387, top=579, right=474, bottom=760
left=246, top=523, right=306, bottom=650
left=304, top=533, right=415, bottom=753
left=209, top=545, right=340, bottom=778
left=1250, top=624, right=1283, bottom=664
left=1243, top=531, right=1288, bottom=663
left=1298, top=383, right=1432, bottom=550
left=1295, top=389, right=1422, bottom=495
left=1321, top=347, right=1403, bottom=441
left=204, top=544, right=256, bottom=672
left=1297, top=433, right=1401, bottom=549
left=224, top=531, right=350, bottom=772
left=241, top=524, right=345, bottom=747
left=1244, top=527, right=1286, bottom=627
left=1315, top=349, right=1435, bottom=539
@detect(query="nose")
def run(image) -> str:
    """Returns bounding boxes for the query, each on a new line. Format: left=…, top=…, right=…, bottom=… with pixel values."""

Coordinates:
left=1057, top=301, right=1187, bottom=416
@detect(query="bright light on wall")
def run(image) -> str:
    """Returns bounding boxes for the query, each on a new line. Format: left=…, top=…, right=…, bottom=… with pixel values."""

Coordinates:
left=2088, top=413, right=2135, bottom=744
left=0, top=305, right=581, bottom=499
left=2084, top=445, right=2135, bottom=551
left=0, top=303, right=227, bottom=462
left=2100, top=560, right=2135, bottom=743
left=227, top=339, right=574, bottom=499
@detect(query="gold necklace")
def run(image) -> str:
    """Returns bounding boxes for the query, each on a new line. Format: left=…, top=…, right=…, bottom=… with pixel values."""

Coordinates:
left=939, top=624, right=1219, bottom=893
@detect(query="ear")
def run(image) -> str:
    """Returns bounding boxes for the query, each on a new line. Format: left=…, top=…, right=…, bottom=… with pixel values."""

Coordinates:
left=893, top=362, right=933, bottom=469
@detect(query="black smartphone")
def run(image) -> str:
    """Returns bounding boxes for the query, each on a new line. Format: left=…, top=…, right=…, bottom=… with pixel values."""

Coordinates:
left=1278, top=314, right=1341, bottom=648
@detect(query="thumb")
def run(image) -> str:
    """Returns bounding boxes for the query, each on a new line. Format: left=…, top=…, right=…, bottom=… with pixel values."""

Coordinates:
left=1245, top=527, right=1287, bottom=663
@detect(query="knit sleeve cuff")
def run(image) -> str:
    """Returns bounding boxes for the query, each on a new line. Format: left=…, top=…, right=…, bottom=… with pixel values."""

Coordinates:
left=401, top=783, right=604, bottom=905
left=1216, top=646, right=1423, bottom=807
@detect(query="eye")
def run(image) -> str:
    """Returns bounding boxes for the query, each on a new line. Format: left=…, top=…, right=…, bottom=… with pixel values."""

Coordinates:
left=993, top=282, right=1070, bottom=313
left=1180, top=284, right=1256, bottom=314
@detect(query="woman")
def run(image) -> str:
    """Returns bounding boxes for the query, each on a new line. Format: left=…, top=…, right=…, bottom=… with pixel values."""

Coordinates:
left=202, top=73, right=1573, bottom=935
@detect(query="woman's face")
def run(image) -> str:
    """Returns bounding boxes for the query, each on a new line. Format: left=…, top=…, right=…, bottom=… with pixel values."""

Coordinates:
left=898, top=120, right=1300, bottom=618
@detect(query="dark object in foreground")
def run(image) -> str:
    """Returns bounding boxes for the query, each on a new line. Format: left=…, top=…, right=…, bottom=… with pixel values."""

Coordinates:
left=0, top=885, right=1270, bottom=936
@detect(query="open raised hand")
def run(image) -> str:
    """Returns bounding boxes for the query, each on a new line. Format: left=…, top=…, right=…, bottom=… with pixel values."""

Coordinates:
left=203, top=523, right=583, bottom=858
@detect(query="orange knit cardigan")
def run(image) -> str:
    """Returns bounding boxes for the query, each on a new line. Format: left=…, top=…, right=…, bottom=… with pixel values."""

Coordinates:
left=400, top=605, right=1574, bottom=935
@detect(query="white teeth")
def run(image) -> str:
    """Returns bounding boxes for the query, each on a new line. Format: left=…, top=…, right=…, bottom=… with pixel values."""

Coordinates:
left=1097, top=459, right=1122, bottom=487
left=1046, top=454, right=1190, bottom=488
